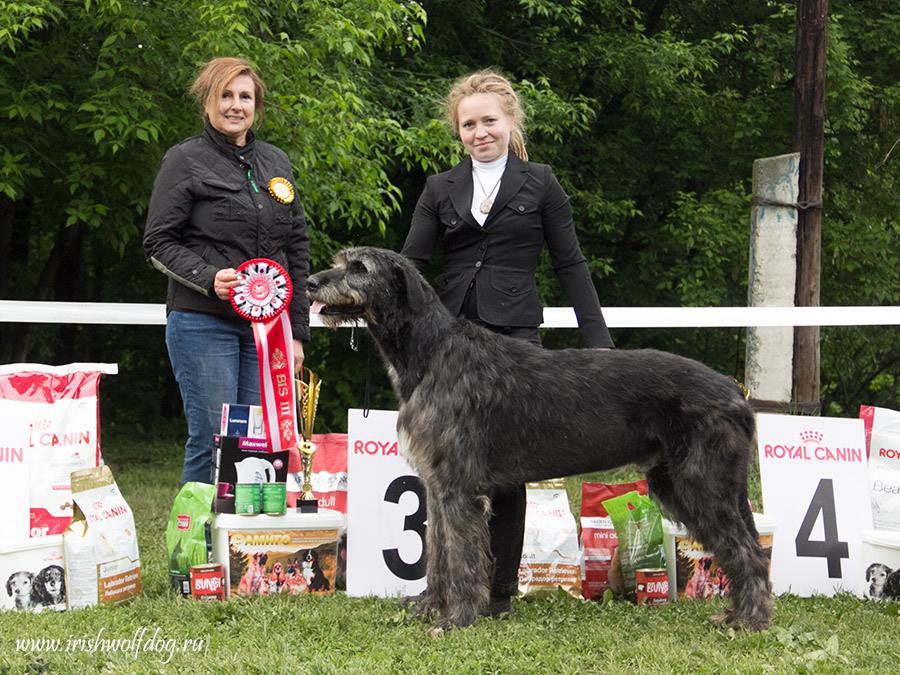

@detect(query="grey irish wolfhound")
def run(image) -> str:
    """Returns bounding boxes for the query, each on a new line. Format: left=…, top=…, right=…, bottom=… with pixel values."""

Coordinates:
left=308, top=247, right=773, bottom=632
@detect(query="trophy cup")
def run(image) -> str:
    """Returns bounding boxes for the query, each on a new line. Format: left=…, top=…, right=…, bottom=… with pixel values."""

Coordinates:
left=296, top=370, right=322, bottom=513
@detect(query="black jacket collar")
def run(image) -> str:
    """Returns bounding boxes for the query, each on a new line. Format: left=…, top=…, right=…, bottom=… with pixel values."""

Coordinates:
left=204, top=121, right=256, bottom=165
left=446, top=150, right=530, bottom=228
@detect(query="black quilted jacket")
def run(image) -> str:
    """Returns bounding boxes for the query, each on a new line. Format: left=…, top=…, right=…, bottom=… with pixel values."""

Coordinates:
left=144, top=123, right=310, bottom=341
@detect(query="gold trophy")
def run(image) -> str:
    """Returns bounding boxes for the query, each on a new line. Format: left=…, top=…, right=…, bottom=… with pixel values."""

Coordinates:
left=296, top=370, right=322, bottom=513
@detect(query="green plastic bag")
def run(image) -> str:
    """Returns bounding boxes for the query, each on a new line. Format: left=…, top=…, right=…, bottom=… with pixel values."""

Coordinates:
left=166, top=482, right=216, bottom=595
left=601, top=490, right=665, bottom=601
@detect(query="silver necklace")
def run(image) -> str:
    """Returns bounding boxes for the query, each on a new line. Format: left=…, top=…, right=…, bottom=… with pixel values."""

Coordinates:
left=473, top=169, right=503, bottom=214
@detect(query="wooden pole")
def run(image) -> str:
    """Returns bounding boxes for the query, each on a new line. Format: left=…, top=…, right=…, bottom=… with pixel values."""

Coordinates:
left=791, top=0, right=828, bottom=409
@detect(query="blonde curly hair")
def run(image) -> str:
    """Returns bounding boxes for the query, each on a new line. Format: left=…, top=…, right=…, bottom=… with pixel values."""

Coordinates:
left=445, top=69, right=527, bottom=161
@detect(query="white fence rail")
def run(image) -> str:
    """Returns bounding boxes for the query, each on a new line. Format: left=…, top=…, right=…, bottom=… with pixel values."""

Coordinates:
left=1, top=300, right=899, bottom=328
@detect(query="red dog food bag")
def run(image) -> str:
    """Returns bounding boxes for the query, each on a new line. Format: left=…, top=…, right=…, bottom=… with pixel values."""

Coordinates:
left=860, top=405, right=900, bottom=531
left=580, top=480, right=648, bottom=600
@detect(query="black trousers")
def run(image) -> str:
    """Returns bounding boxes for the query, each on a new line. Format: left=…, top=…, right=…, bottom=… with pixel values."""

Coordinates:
left=461, top=284, right=540, bottom=597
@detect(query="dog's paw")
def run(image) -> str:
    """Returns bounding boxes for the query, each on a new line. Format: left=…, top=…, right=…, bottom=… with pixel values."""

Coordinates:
left=710, top=610, right=770, bottom=632
left=709, top=611, right=732, bottom=627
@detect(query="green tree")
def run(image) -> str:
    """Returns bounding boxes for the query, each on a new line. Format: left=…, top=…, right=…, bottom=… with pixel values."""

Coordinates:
left=0, top=0, right=428, bottom=427
left=1, top=0, right=897, bottom=428
left=377, top=0, right=899, bottom=413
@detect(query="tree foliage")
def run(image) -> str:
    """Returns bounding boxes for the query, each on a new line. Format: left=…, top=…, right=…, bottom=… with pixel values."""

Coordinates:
left=0, top=0, right=897, bottom=429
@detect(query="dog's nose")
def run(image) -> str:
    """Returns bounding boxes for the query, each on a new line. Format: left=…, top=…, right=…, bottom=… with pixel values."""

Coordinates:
left=307, top=276, right=320, bottom=291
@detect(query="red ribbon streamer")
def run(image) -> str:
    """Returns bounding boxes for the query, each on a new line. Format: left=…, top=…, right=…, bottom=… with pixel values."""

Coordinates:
left=252, top=312, right=299, bottom=453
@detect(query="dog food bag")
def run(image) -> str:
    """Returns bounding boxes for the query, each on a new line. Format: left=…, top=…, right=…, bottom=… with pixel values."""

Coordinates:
left=870, top=427, right=900, bottom=531
left=580, top=480, right=649, bottom=600
left=518, top=480, right=581, bottom=598
left=0, top=363, right=117, bottom=541
left=64, top=465, right=141, bottom=608
left=166, top=482, right=216, bottom=596
left=602, top=491, right=665, bottom=602
left=859, top=405, right=900, bottom=455
left=860, top=405, right=900, bottom=532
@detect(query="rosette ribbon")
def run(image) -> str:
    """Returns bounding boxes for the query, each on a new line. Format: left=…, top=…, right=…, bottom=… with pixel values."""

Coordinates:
left=230, top=258, right=299, bottom=455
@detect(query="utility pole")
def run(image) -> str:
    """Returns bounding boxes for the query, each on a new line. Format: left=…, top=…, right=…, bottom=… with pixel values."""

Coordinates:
left=792, top=0, right=828, bottom=410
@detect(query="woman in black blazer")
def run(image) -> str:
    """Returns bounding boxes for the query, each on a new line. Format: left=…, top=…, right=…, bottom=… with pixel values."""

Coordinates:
left=401, top=70, right=614, bottom=614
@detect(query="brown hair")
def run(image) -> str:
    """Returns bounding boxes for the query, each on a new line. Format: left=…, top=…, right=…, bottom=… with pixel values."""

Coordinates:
left=445, top=69, right=527, bottom=161
left=190, top=57, right=265, bottom=125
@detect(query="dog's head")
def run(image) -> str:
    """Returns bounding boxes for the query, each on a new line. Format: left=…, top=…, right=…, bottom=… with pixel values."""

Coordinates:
left=272, top=562, right=284, bottom=575
left=865, top=563, right=891, bottom=597
left=33, top=565, right=65, bottom=605
left=883, top=568, right=900, bottom=601
left=6, top=571, right=34, bottom=603
left=307, top=247, right=431, bottom=328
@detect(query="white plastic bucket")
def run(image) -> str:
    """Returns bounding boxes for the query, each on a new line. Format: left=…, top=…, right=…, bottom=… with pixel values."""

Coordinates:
left=663, top=514, right=776, bottom=601
left=1, top=535, right=66, bottom=612
left=860, top=528, right=900, bottom=601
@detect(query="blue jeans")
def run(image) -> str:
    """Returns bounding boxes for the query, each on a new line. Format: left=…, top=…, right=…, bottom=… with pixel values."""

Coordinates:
left=166, top=311, right=260, bottom=484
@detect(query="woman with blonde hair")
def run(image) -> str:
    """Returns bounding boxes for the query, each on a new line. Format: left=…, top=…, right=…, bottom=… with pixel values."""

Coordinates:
left=144, top=57, right=310, bottom=484
left=402, top=69, right=613, bottom=616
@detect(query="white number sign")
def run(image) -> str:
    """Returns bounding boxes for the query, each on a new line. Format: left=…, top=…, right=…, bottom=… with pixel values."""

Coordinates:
left=757, top=413, right=871, bottom=596
left=346, top=409, right=427, bottom=597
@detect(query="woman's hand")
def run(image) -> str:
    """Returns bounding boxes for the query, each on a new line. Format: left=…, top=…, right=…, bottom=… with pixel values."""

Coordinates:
left=213, top=268, right=243, bottom=300
left=293, top=339, right=305, bottom=374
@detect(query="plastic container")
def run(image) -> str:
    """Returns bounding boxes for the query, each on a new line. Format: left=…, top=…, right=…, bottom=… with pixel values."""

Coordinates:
left=212, top=510, right=344, bottom=599
left=1, top=535, right=67, bottom=612
left=860, top=528, right=900, bottom=601
left=663, top=514, right=776, bottom=601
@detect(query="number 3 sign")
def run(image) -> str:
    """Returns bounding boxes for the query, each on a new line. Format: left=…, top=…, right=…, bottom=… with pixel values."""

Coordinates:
left=346, top=409, right=427, bottom=597
left=757, top=413, right=872, bottom=597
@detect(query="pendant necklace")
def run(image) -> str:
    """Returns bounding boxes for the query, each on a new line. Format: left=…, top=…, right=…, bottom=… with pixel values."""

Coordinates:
left=473, top=169, right=503, bottom=215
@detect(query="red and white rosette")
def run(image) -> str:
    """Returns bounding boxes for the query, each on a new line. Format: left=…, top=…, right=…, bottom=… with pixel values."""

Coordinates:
left=230, top=258, right=292, bottom=322
left=230, top=258, right=299, bottom=454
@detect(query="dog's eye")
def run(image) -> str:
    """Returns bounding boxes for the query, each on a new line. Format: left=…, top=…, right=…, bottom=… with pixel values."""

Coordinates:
left=348, top=260, right=367, bottom=274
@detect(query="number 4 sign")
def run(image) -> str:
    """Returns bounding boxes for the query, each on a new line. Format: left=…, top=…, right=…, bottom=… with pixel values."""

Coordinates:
left=757, top=413, right=872, bottom=597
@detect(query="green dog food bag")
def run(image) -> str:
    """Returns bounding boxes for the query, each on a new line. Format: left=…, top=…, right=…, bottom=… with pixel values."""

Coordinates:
left=601, top=490, right=665, bottom=601
left=166, top=482, right=216, bottom=595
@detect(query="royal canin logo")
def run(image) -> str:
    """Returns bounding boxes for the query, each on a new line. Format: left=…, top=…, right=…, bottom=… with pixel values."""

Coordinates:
left=28, top=419, right=92, bottom=448
left=177, top=515, right=192, bottom=530
left=800, top=430, right=823, bottom=444
left=353, top=439, right=399, bottom=456
left=878, top=447, right=900, bottom=460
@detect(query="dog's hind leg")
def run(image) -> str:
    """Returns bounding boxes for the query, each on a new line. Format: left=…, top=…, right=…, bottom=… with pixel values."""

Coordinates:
left=427, top=487, right=492, bottom=632
left=651, top=450, right=773, bottom=631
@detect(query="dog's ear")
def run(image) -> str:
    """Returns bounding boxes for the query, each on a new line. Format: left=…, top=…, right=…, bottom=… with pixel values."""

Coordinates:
left=394, top=261, right=428, bottom=311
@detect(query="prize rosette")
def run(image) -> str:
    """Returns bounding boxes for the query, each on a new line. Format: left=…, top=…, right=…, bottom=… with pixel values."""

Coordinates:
left=230, top=258, right=293, bottom=322
left=229, top=258, right=299, bottom=457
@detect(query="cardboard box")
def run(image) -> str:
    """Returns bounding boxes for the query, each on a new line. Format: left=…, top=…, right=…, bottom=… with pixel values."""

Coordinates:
left=663, top=514, right=776, bottom=601
left=220, top=404, right=265, bottom=439
left=212, top=511, right=344, bottom=599
left=213, top=435, right=288, bottom=514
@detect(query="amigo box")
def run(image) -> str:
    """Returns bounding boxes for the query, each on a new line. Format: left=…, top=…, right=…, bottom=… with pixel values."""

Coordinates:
left=663, top=514, right=776, bottom=601
left=212, top=510, right=344, bottom=599
left=1, top=535, right=66, bottom=612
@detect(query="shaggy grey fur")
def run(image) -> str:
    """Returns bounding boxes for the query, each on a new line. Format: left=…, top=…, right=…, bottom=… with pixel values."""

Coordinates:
left=308, top=247, right=773, bottom=632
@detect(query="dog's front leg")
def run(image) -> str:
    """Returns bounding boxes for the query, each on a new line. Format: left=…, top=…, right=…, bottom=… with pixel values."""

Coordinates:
left=410, top=483, right=445, bottom=622
left=427, top=488, right=492, bottom=632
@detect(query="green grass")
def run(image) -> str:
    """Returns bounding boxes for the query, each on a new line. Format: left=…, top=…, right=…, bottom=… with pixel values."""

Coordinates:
left=1, top=431, right=898, bottom=674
